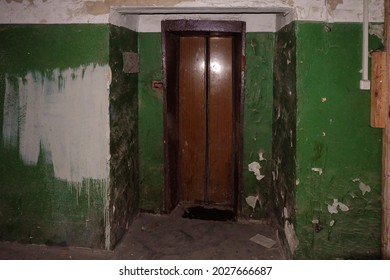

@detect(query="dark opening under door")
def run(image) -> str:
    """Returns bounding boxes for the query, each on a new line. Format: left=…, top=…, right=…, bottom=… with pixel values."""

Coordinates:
left=163, top=20, right=245, bottom=215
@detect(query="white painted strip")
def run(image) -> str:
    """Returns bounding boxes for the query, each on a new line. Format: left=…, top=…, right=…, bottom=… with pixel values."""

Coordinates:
left=137, top=14, right=278, bottom=33
left=2, top=64, right=111, bottom=183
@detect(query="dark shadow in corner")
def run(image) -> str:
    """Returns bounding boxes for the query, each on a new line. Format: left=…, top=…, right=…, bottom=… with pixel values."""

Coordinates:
left=182, top=206, right=235, bottom=221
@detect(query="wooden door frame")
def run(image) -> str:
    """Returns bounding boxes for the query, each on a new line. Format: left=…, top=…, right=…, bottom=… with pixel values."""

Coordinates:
left=162, top=20, right=246, bottom=216
left=383, top=0, right=390, bottom=259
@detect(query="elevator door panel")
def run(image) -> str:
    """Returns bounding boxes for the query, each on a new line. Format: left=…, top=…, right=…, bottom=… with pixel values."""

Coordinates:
left=178, top=36, right=206, bottom=202
left=178, top=36, right=233, bottom=206
left=208, top=37, right=233, bottom=205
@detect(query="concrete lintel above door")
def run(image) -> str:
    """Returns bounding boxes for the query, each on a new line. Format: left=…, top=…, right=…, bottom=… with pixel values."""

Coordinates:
left=109, top=6, right=294, bottom=33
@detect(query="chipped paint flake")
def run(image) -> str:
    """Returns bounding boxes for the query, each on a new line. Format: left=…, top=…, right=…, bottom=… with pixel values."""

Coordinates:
left=248, top=161, right=265, bottom=181
left=329, top=220, right=335, bottom=227
left=359, top=181, right=371, bottom=195
left=338, top=202, right=349, bottom=212
left=245, top=195, right=259, bottom=211
left=311, top=167, right=323, bottom=175
left=328, top=202, right=339, bottom=214
left=321, top=97, right=327, bottom=102
left=328, top=198, right=349, bottom=214
left=369, top=23, right=384, bottom=42
left=258, top=151, right=266, bottom=161
left=285, top=220, right=299, bottom=254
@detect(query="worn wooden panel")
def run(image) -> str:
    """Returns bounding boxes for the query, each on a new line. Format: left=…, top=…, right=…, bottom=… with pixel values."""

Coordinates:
left=371, top=51, right=388, bottom=128
left=178, top=36, right=206, bottom=202
left=207, top=37, right=233, bottom=205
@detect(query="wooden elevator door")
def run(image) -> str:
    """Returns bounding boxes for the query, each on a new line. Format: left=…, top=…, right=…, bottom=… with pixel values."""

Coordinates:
left=178, top=36, right=233, bottom=207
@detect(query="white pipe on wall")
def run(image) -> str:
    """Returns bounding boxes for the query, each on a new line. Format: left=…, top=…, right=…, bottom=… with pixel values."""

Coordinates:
left=360, top=0, right=371, bottom=90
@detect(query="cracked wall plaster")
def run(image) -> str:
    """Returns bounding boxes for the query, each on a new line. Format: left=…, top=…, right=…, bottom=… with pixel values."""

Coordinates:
left=0, top=0, right=384, bottom=24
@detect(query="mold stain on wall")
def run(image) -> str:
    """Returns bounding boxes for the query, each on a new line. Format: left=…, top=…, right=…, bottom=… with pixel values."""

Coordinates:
left=271, top=21, right=297, bottom=258
left=107, top=24, right=139, bottom=249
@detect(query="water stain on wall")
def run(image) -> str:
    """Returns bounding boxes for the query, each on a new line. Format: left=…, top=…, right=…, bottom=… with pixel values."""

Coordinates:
left=327, top=0, right=343, bottom=11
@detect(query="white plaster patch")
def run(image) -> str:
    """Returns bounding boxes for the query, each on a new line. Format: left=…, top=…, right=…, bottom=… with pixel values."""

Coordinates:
left=284, top=220, right=299, bottom=254
left=248, top=161, right=265, bottom=181
left=311, top=167, right=323, bottom=175
left=246, top=195, right=260, bottom=211
left=327, top=202, right=339, bottom=214
left=258, top=151, right=266, bottom=161
left=327, top=198, right=349, bottom=214
left=369, top=23, right=384, bottom=42
left=3, top=64, right=110, bottom=183
left=359, top=181, right=371, bottom=195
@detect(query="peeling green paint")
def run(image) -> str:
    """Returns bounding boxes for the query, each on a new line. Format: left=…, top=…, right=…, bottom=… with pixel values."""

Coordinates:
left=294, top=22, right=382, bottom=259
left=243, top=32, right=275, bottom=218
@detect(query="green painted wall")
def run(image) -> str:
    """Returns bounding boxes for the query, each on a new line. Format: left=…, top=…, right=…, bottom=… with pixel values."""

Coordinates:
left=294, top=22, right=382, bottom=259
left=0, top=25, right=110, bottom=248
left=243, top=33, right=275, bottom=218
left=138, top=33, right=164, bottom=211
left=138, top=32, right=275, bottom=218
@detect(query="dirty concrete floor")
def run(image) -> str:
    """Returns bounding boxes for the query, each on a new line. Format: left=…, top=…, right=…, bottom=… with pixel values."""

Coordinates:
left=0, top=210, right=285, bottom=260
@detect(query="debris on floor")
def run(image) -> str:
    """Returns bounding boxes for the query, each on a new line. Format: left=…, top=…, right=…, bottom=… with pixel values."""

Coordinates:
left=249, top=234, right=277, bottom=249
left=0, top=213, right=285, bottom=260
